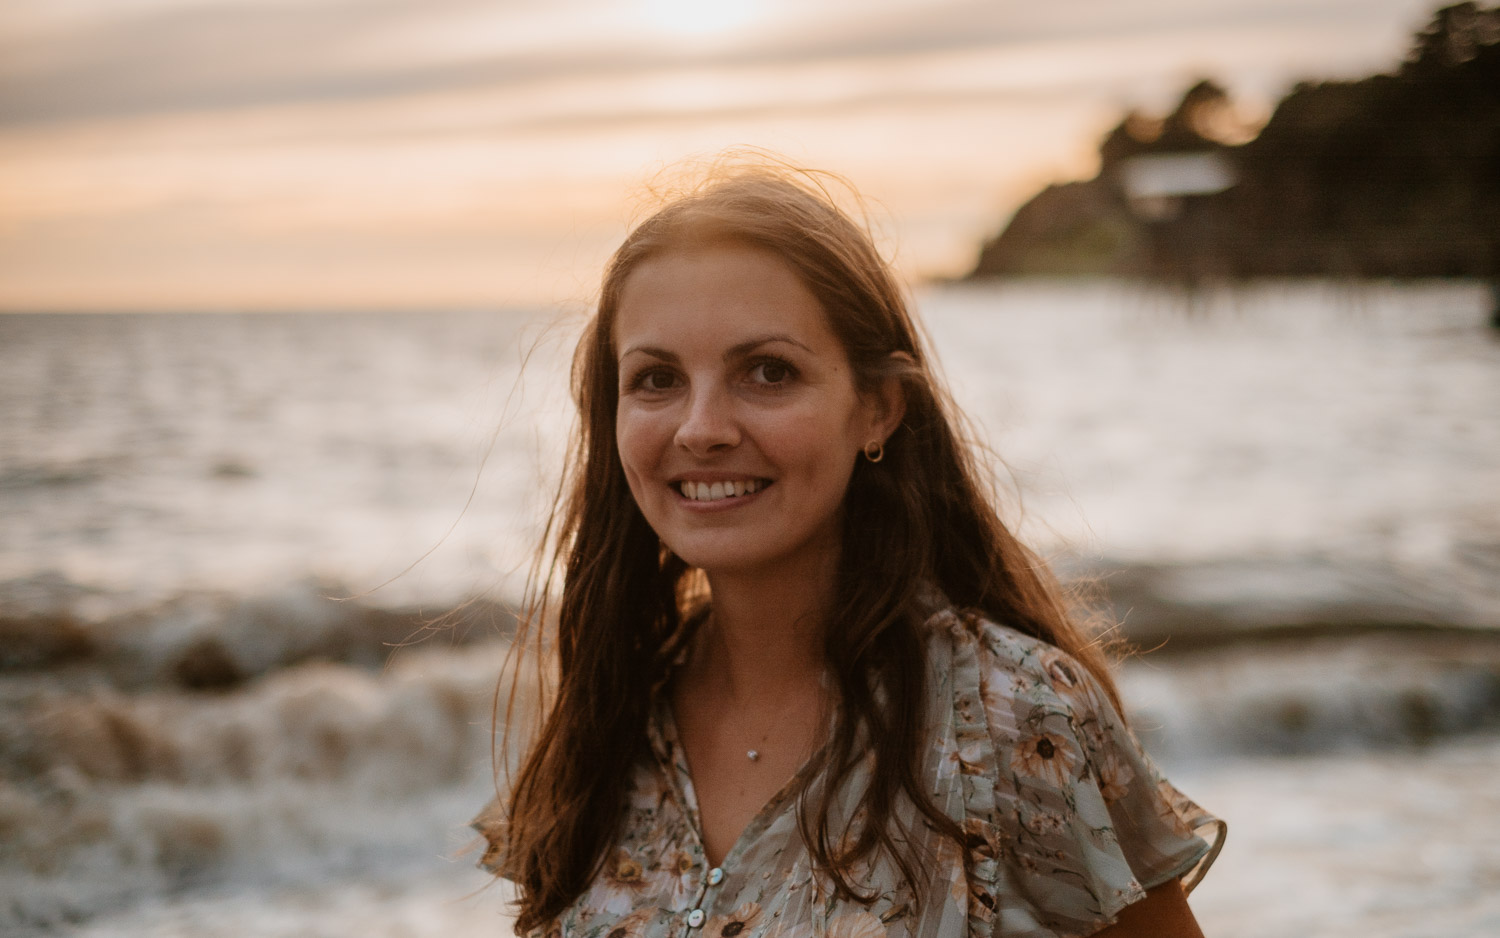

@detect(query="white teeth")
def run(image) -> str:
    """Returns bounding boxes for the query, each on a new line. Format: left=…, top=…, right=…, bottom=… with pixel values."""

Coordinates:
left=678, top=479, right=765, bottom=501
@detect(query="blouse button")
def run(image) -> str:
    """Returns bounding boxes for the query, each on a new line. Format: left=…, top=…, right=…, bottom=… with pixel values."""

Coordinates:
left=687, top=909, right=705, bottom=928
left=707, top=867, right=724, bottom=886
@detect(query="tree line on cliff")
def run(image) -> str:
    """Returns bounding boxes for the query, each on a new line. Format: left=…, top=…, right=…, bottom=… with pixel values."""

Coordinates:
left=969, top=3, right=1500, bottom=281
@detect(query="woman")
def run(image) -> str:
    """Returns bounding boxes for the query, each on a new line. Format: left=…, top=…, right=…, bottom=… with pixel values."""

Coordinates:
left=473, top=164, right=1225, bottom=938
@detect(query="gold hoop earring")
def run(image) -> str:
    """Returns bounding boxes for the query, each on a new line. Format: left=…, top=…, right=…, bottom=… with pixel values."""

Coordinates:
left=862, top=440, right=885, bottom=463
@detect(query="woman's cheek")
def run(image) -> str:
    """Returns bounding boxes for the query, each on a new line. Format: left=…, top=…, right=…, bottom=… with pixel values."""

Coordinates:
left=616, top=410, right=665, bottom=502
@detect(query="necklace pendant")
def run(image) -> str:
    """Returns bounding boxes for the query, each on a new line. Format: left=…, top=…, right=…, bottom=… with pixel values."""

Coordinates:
left=746, top=749, right=759, bottom=762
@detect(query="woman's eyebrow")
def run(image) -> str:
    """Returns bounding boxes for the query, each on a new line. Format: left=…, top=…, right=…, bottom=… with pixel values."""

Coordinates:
left=725, top=333, right=812, bottom=358
left=618, top=333, right=813, bottom=363
left=618, top=344, right=677, bottom=363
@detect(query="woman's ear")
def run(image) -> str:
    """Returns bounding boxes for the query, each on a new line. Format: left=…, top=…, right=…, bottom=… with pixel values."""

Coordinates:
left=865, top=352, right=911, bottom=443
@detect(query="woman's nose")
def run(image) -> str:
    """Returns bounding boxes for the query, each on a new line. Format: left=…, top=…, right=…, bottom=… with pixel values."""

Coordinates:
left=674, top=385, right=740, bottom=455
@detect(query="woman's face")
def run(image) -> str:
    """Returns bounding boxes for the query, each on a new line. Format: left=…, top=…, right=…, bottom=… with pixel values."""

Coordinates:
left=612, top=242, right=893, bottom=579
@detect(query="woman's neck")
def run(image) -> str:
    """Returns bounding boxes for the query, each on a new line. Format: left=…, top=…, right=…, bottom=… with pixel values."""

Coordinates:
left=694, top=549, right=837, bottom=705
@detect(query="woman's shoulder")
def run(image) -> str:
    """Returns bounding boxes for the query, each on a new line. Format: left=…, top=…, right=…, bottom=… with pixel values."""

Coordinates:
left=920, top=603, right=1109, bottom=721
left=921, top=601, right=1227, bottom=927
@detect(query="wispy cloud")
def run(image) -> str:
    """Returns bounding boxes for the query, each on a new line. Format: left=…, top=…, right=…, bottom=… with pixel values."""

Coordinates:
left=0, top=0, right=1446, bottom=309
left=1, top=0, right=1432, bottom=124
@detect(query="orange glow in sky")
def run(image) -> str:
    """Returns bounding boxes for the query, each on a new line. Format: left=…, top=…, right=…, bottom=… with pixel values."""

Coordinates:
left=0, top=0, right=1444, bottom=311
left=642, top=0, right=760, bottom=38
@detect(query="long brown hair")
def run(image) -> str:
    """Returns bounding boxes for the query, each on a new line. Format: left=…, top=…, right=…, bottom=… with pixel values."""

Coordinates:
left=497, top=160, right=1119, bottom=934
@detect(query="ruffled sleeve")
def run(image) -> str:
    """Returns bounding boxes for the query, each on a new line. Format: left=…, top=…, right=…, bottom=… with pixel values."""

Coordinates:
left=947, top=611, right=1226, bottom=938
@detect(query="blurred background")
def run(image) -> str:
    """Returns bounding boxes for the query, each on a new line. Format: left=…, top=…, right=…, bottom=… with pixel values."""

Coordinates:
left=2, top=1, right=1498, bottom=935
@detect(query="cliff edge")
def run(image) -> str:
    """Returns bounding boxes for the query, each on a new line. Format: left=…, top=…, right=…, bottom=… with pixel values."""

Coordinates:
left=969, top=3, right=1500, bottom=282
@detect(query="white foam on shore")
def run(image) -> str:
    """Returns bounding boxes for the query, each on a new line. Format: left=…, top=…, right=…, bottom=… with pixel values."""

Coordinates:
left=1120, top=635, right=1500, bottom=762
left=40, top=736, right=1500, bottom=938
left=63, top=866, right=516, bottom=938
left=1184, top=736, right=1500, bottom=938
left=0, top=641, right=525, bottom=931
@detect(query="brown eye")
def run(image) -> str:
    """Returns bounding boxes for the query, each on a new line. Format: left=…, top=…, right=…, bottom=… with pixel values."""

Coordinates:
left=632, top=368, right=679, bottom=392
left=750, top=360, right=793, bottom=385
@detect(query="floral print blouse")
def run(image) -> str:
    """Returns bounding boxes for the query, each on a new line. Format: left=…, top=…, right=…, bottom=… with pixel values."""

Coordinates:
left=472, top=605, right=1226, bottom=938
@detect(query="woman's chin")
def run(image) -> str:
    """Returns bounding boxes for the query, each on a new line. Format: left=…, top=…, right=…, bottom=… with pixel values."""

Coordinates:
left=669, top=546, right=775, bottom=578
left=665, top=532, right=839, bottom=583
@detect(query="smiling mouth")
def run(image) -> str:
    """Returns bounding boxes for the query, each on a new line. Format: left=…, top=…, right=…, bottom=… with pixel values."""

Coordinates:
left=675, top=479, right=771, bottom=502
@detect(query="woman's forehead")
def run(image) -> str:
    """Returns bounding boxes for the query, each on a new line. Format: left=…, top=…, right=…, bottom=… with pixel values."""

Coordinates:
left=612, top=244, right=840, bottom=357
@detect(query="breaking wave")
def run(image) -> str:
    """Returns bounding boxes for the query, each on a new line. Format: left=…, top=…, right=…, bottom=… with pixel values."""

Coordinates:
left=1, top=638, right=518, bottom=931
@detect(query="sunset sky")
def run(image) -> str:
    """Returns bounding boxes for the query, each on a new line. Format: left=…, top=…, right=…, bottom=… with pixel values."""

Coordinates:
left=0, top=0, right=1444, bottom=311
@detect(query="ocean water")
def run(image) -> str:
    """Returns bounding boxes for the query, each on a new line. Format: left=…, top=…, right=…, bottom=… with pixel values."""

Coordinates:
left=3, top=281, right=1499, bottom=936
